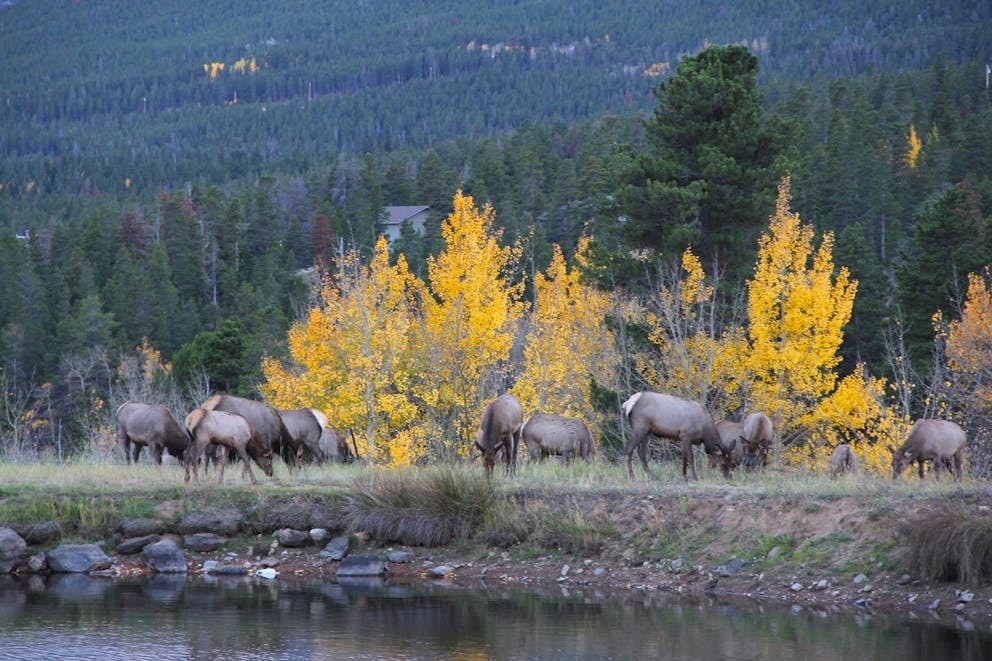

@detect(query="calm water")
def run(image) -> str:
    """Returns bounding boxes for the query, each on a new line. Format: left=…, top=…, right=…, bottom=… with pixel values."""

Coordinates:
left=0, top=573, right=989, bottom=660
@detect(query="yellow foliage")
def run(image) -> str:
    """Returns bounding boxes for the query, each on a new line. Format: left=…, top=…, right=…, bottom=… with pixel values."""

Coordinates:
left=945, top=269, right=992, bottom=412
left=203, top=62, right=225, bottom=79
left=904, top=123, right=922, bottom=169
left=745, top=177, right=858, bottom=462
left=513, top=238, right=620, bottom=446
left=421, top=191, right=525, bottom=453
left=261, top=237, right=427, bottom=465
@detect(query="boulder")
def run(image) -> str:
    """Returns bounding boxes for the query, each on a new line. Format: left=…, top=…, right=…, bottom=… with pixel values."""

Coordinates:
left=47, top=543, right=112, bottom=573
left=183, top=533, right=226, bottom=552
left=177, top=510, right=243, bottom=536
left=9, top=521, right=62, bottom=545
left=116, top=534, right=161, bottom=555
left=320, top=535, right=351, bottom=561
left=141, top=539, right=188, bottom=573
left=387, top=550, right=415, bottom=563
left=0, top=527, right=27, bottom=573
left=117, top=517, right=165, bottom=538
left=336, top=554, right=386, bottom=577
left=276, top=528, right=310, bottom=548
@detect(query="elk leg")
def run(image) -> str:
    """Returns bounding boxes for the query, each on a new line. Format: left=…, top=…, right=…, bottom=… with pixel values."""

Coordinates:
left=917, top=458, right=925, bottom=480
left=236, top=446, right=257, bottom=484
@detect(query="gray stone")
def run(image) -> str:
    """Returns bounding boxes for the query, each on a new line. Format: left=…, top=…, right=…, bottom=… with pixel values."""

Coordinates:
left=258, top=556, right=282, bottom=568
left=177, top=510, right=243, bottom=536
left=387, top=550, right=415, bottom=563
left=276, top=528, right=310, bottom=548
left=183, top=533, right=226, bottom=552
left=670, top=558, right=684, bottom=572
left=116, top=534, right=161, bottom=555
left=336, top=554, right=386, bottom=577
left=429, top=565, right=454, bottom=577
left=117, top=517, right=165, bottom=538
left=9, top=521, right=62, bottom=545
left=211, top=564, right=248, bottom=576
left=320, top=536, right=351, bottom=561
left=716, top=558, right=748, bottom=576
left=253, top=500, right=313, bottom=533
left=895, top=573, right=913, bottom=586
left=766, top=546, right=780, bottom=559
left=27, top=552, right=46, bottom=573
left=853, top=573, right=867, bottom=584
left=202, top=560, right=219, bottom=572
left=141, top=539, right=188, bottom=573
left=0, top=527, right=27, bottom=573
left=47, top=543, right=112, bottom=573
left=790, top=582, right=804, bottom=592
left=309, top=528, right=329, bottom=544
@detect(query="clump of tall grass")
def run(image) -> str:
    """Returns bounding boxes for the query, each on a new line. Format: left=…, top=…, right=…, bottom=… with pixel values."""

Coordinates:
left=342, top=465, right=503, bottom=546
left=900, top=508, right=992, bottom=584
left=528, top=502, right=615, bottom=557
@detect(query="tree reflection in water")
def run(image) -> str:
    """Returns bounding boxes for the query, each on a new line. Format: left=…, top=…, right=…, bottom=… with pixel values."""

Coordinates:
left=0, top=574, right=988, bottom=660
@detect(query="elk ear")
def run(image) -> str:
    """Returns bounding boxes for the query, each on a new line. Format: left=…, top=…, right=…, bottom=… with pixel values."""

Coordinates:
left=887, top=444, right=897, bottom=455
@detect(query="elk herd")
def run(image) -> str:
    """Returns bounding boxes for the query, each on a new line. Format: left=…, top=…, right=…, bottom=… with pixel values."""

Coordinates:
left=117, top=389, right=971, bottom=485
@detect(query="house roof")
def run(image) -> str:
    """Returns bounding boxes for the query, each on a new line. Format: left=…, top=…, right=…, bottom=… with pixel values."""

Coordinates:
left=384, top=205, right=429, bottom=225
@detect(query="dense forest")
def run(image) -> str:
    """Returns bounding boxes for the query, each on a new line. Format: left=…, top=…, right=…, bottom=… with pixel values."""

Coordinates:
left=1, top=1, right=991, bottom=464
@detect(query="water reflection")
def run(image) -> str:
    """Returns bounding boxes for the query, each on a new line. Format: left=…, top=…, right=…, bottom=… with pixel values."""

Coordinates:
left=0, top=573, right=988, bottom=660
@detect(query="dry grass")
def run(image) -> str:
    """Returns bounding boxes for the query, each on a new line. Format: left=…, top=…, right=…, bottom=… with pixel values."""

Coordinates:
left=900, top=509, right=992, bottom=584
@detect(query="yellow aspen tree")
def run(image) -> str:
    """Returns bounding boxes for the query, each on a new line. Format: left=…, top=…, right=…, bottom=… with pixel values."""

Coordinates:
left=418, top=191, right=525, bottom=458
left=513, top=238, right=621, bottom=441
left=904, top=123, right=922, bottom=169
left=944, top=269, right=992, bottom=422
left=746, top=176, right=858, bottom=466
left=262, top=237, right=427, bottom=465
left=636, top=247, right=748, bottom=416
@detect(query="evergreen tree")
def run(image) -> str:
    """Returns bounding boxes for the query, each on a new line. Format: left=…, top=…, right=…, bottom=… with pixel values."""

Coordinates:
left=618, top=44, right=799, bottom=286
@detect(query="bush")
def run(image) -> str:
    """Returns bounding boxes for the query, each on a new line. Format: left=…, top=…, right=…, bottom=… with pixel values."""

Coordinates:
left=900, top=509, right=992, bottom=584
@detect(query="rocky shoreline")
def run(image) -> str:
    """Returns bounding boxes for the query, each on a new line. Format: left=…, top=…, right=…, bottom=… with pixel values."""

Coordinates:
left=3, top=488, right=992, bottom=626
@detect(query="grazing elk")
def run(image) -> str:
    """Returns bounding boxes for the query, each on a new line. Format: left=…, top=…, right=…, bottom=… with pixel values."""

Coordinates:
left=890, top=419, right=966, bottom=481
left=829, top=443, right=857, bottom=477
left=709, top=420, right=745, bottom=470
left=621, top=392, right=731, bottom=481
left=200, top=395, right=296, bottom=466
left=741, top=412, right=773, bottom=471
left=520, top=413, right=595, bottom=462
left=279, top=408, right=328, bottom=463
left=184, top=408, right=273, bottom=484
left=116, top=402, right=189, bottom=465
left=474, top=394, right=523, bottom=477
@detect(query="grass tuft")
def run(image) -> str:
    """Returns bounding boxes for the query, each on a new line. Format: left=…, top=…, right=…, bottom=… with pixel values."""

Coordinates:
left=342, top=465, right=500, bottom=546
left=899, top=509, right=992, bottom=584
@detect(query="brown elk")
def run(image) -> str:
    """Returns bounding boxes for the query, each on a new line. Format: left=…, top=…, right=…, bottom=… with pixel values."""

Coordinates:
left=184, top=408, right=273, bottom=484
left=708, top=420, right=744, bottom=470
left=741, top=412, right=773, bottom=471
left=829, top=443, right=857, bottom=477
left=474, top=394, right=523, bottom=477
left=279, top=408, right=328, bottom=463
left=621, top=392, right=731, bottom=481
left=201, top=395, right=296, bottom=466
left=890, top=419, right=966, bottom=481
left=520, top=413, right=595, bottom=462
left=116, top=402, right=190, bottom=465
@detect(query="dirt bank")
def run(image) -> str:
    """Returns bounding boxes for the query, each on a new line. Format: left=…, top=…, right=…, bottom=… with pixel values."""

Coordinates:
left=102, top=488, right=992, bottom=624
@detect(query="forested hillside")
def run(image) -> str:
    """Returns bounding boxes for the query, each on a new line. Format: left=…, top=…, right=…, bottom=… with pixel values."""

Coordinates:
left=1, top=1, right=992, bottom=463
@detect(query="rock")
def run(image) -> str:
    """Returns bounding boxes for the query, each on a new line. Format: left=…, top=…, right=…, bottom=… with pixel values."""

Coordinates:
left=790, top=582, right=804, bottom=592
left=309, top=528, right=329, bottom=545
left=253, top=500, right=313, bottom=533
left=183, top=533, right=226, bottom=552
left=177, top=510, right=243, bottom=536
left=853, top=573, right=867, bottom=584
left=141, top=539, right=188, bottom=573
left=202, top=560, right=219, bottom=572
left=716, top=558, right=748, bottom=576
left=336, top=554, right=386, bottom=577
left=670, top=558, right=684, bottom=572
left=853, top=598, right=871, bottom=608
left=47, top=543, right=112, bottom=573
left=908, top=594, right=918, bottom=604
left=429, top=565, right=454, bottom=577
left=320, top=536, right=351, bottom=561
left=9, top=521, right=62, bottom=545
left=954, top=602, right=967, bottom=612
left=0, top=527, right=27, bottom=573
left=812, top=579, right=829, bottom=590
left=895, top=574, right=913, bottom=586
left=116, top=534, right=161, bottom=555
left=256, top=567, right=278, bottom=579
left=258, top=556, right=281, bottom=568
left=958, top=591, right=975, bottom=603
left=929, top=599, right=941, bottom=611
left=211, top=564, right=248, bottom=576
left=593, top=567, right=606, bottom=577
left=560, top=564, right=570, bottom=577
left=766, top=546, right=780, bottom=559
left=276, top=528, right=310, bottom=548
left=387, top=550, right=414, bottom=563
left=117, top=517, right=165, bottom=538
left=27, top=552, right=46, bottom=573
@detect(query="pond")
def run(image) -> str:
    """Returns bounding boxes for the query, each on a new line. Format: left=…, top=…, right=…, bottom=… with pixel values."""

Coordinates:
left=0, top=573, right=988, bottom=660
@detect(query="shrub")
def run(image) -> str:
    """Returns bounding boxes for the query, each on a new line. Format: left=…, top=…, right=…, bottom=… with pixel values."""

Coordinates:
left=899, top=509, right=992, bottom=584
